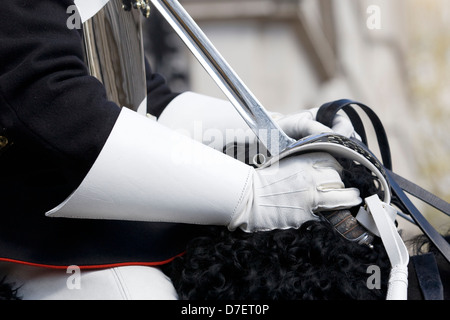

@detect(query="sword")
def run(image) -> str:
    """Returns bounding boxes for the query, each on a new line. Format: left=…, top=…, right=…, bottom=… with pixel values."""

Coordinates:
left=150, top=0, right=296, bottom=157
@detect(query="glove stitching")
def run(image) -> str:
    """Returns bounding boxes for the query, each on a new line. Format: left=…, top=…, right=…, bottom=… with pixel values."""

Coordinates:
left=257, top=170, right=304, bottom=188
left=229, top=167, right=254, bottom=224
left=258, top=204, right=306, bottom=210
left=258, top=188, right=308, bottom=197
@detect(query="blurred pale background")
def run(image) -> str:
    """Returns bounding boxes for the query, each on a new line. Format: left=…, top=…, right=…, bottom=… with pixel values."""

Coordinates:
left=144, top=0, right=450, bottom=238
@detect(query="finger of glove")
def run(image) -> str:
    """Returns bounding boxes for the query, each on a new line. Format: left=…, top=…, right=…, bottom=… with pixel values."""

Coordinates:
left=310, top=152, right=344, bottom=174
left=309, top=107, right=350, bottom=136
left=265, top=152, right=344, bottom=182
left=286, top=118, right=333, bottom=139
left=313, top=167, right=346, bottom=190
left=276, top=153, right=347, bottom=193
left=331, top=115, right=355, bottom=138
left=331, top=115, right=363, bottom=141
left=314, top=187, right=362, bottom=212
left=263, top=152, right=343, bottom=179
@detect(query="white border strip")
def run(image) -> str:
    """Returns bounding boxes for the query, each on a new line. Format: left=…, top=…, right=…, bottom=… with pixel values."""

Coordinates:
left=74, top=0, right=111, bottom=22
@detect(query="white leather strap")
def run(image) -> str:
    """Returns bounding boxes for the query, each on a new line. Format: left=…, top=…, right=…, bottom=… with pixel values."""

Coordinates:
left=355, top=203, right=397, bottom=237
left=365, top=195, right=409, bottom=300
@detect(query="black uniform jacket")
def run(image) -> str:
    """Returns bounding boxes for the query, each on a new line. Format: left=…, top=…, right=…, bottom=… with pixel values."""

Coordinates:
left=0, top=0, right=206, bottom=269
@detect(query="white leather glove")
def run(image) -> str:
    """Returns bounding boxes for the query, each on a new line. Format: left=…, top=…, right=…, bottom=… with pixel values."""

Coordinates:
left=159, top=91, right=266, bottom=165
left=273, top=107, right=361, bottom=140
left=159, top=93, right=360, bottom=153
left=47, top=108, right=361, bottom=233
left=159, top=91, right=254, bottom=152
left=229, top=152, right=361, bottom=232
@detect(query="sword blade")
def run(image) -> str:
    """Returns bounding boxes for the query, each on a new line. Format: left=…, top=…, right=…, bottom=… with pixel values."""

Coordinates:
left=150, top=0, right=296, bottom=157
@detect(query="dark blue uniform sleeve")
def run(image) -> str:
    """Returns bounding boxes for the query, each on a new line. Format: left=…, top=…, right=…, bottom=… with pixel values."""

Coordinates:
left=0, top=0, right=176, bottom=212
left=0, top=1, right=121, bottom=168
left=145, top=59, right=179, bottom=118
left=0, top=1, right=211, bottom=269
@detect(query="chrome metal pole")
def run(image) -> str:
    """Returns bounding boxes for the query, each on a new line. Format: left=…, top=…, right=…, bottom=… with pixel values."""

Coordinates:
left=150, top=0, right=296, bottom=156
left=83, top=0, right=147, bottom=112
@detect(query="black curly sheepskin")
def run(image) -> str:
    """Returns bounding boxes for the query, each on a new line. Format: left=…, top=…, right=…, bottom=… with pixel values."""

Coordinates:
left=162, top=222, right=391, bottom=300
left=0, top=276, right=20, bottom=300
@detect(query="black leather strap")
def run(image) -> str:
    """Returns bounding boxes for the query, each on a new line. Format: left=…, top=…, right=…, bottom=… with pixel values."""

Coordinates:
left=317, top=99, right=392, bottom=170
left=318, top=100, right=369, bottom=146
left=412, top=253, right=444, bottom=300
left=316, top=99, right=450, bottom=264
left=388, top=169, right=450, bottom=217
left=387, top=170, right=450, bottom=263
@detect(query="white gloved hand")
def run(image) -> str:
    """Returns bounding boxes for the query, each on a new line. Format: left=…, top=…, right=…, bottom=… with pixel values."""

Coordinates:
left=159, top=93, right=361, bottom=168
left=229, top=152, right=362, bottom=232
left=160, top=93, right=360, bottom=151
left=273, top=107, right=361, bottom=140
